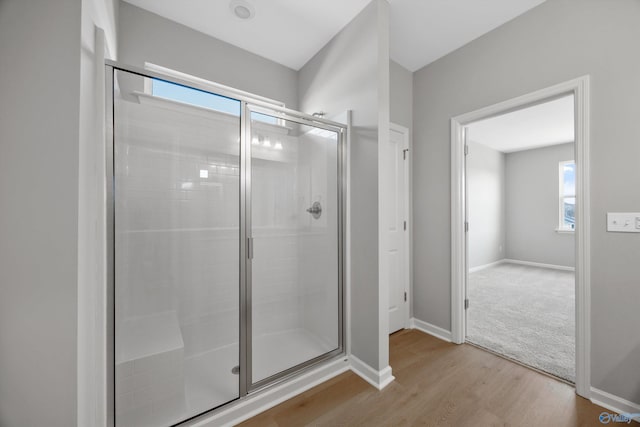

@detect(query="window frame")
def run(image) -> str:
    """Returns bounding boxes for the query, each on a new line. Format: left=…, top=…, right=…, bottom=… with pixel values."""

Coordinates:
left=558, top=159, right=576, bottom=233
left=142, top=62, right=287, bottom=126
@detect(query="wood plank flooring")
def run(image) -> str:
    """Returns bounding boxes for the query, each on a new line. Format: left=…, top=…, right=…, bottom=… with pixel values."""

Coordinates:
left=239, top=329, right=618, bottom=426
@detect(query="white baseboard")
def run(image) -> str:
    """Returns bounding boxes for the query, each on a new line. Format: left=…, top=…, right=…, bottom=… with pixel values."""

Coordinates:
left=349, top=355, right=395, bottom=390
left=591, top=387, right=640, bottom=421
left=192, top=358, right=350, bottom=426
left=410, top=318, right=452, bottom=343
left=503, top=258, right=575, bottom=272
left=469, top=259, right=505, bottom=273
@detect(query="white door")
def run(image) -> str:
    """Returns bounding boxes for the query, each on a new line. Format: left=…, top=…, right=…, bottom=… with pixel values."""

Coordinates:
left=388, top=125, right=409, bottom=334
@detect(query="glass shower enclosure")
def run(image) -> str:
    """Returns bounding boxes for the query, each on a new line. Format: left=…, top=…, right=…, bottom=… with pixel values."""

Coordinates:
left=107, top=63, right=345, bottom=427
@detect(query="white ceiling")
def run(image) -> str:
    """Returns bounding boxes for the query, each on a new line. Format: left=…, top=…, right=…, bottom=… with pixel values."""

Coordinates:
left=390, top=0, right=547, bottom=71
left=123, top=0, right=547, bottom=72
left=123, top=0, right=372, bottom=71
left=467, top=95, right=574, bottom=153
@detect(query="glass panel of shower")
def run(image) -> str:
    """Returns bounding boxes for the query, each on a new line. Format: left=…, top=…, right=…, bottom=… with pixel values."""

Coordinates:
left=109, top=64, right=345, bottom=427
left=247, top=107, right=343, bottom=388
left=112, top=69, right=241, bottom=426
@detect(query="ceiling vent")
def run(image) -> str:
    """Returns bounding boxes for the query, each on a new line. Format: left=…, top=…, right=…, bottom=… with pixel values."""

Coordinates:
left=230, top=0, right=255, bottom=20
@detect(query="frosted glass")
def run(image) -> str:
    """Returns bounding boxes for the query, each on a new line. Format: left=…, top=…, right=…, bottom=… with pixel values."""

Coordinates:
left=250, top=113, right=340, bottom=383
left=113, top=70, right=240, bottom=427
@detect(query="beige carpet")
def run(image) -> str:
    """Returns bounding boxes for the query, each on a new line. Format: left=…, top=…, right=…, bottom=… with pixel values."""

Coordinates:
left=466, top=262, right=575, bottom=382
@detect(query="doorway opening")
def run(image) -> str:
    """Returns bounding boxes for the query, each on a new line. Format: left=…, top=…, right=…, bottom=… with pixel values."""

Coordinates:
left=464, top=95, right=575, bottom=382
left=450, top=76, right=591, bottom=397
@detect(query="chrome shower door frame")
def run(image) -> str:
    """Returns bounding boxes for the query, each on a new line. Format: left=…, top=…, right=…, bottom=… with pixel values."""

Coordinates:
left=243, top=103, right=346, bottom=394
left=105, top=60, right=347, bottom=425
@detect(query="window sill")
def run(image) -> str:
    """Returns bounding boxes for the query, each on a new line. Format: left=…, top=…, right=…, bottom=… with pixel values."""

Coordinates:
left=555, top=228, right=575, bottom=234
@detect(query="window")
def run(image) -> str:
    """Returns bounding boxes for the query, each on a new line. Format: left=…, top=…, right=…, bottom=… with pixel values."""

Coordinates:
left=151, top=79, right=241, bottom=115
left=559, top=160, right=575, bottom=231
left=143, top=63, right=285, bottom=125
left=150, top=79, right=279, bottom=125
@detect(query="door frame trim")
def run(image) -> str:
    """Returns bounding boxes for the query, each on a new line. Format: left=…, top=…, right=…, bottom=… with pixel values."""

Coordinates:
left=389, top=122, right=412, bottom=331
left=450, top=76, right=591, bottom=398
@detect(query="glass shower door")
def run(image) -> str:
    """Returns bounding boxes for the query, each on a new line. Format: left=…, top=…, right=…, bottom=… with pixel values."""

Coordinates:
left=247, top=107, right=343, bottom=387
left=113, top=69, right=241, bottom=426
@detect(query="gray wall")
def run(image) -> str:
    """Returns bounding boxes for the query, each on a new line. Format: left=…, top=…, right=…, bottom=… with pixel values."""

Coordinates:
left=506, top=143, right=575, bottom=267
left=467, top=141, right=575, bottom=270
left=299, top=0, right=388, bottom=370
left=0, top=1, right=81, bottom=425
left=467, top=142, right=506, bottom=269
left=118, top=2, right=298, bottom=109
left=390, top=60, right=413, bottom=130
left=412, top=0, right=640, bottom=403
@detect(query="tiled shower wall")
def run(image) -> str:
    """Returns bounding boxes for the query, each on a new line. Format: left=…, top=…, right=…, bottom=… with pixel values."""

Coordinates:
left=115, top=99, right=317, bottom=360
left=297, top=131, right=339, bottom=350
left=115, top=98, right=243, bottom=360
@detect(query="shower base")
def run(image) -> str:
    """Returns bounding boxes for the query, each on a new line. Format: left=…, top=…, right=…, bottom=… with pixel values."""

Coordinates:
left=253, top=328, right=335, bottom=383
left=116, top=328, right=333, bottom=427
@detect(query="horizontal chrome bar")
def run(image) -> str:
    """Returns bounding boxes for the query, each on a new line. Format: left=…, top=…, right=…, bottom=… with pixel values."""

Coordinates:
left=247, top=103, right=345, bottom=133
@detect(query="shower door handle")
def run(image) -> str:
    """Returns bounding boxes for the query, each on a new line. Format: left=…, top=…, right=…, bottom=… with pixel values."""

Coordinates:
left=247, top=237, right=254, bottom=259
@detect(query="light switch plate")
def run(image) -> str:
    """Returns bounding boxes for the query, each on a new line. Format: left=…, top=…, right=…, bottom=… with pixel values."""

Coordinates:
left=607, top=212, right=640, bottom=233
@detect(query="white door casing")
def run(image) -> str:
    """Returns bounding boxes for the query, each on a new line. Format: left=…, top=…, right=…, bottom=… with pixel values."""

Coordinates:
left=463, top=127, right=469, bottom=336
left=388, top=124, right=410, bottom=334
left=450, top=76, right=591, bottom=398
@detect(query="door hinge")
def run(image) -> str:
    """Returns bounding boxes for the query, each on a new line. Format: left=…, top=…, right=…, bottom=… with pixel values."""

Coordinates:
left=465, top=221, right=469, bottom=232
left=403, top=148, right=409, bottom=160
left=465, top=299, right=469, bottom=310
left=464, top=144, right=469, bottom=156
left=247, top=237, right=254, bottom=259
left=404, top=291, right=407, bottom=302
left=404, top=220, right=407, bottom=231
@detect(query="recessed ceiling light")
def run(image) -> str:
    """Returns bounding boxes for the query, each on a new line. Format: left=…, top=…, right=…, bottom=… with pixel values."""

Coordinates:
left=230, top=0, right=255, bottom=20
